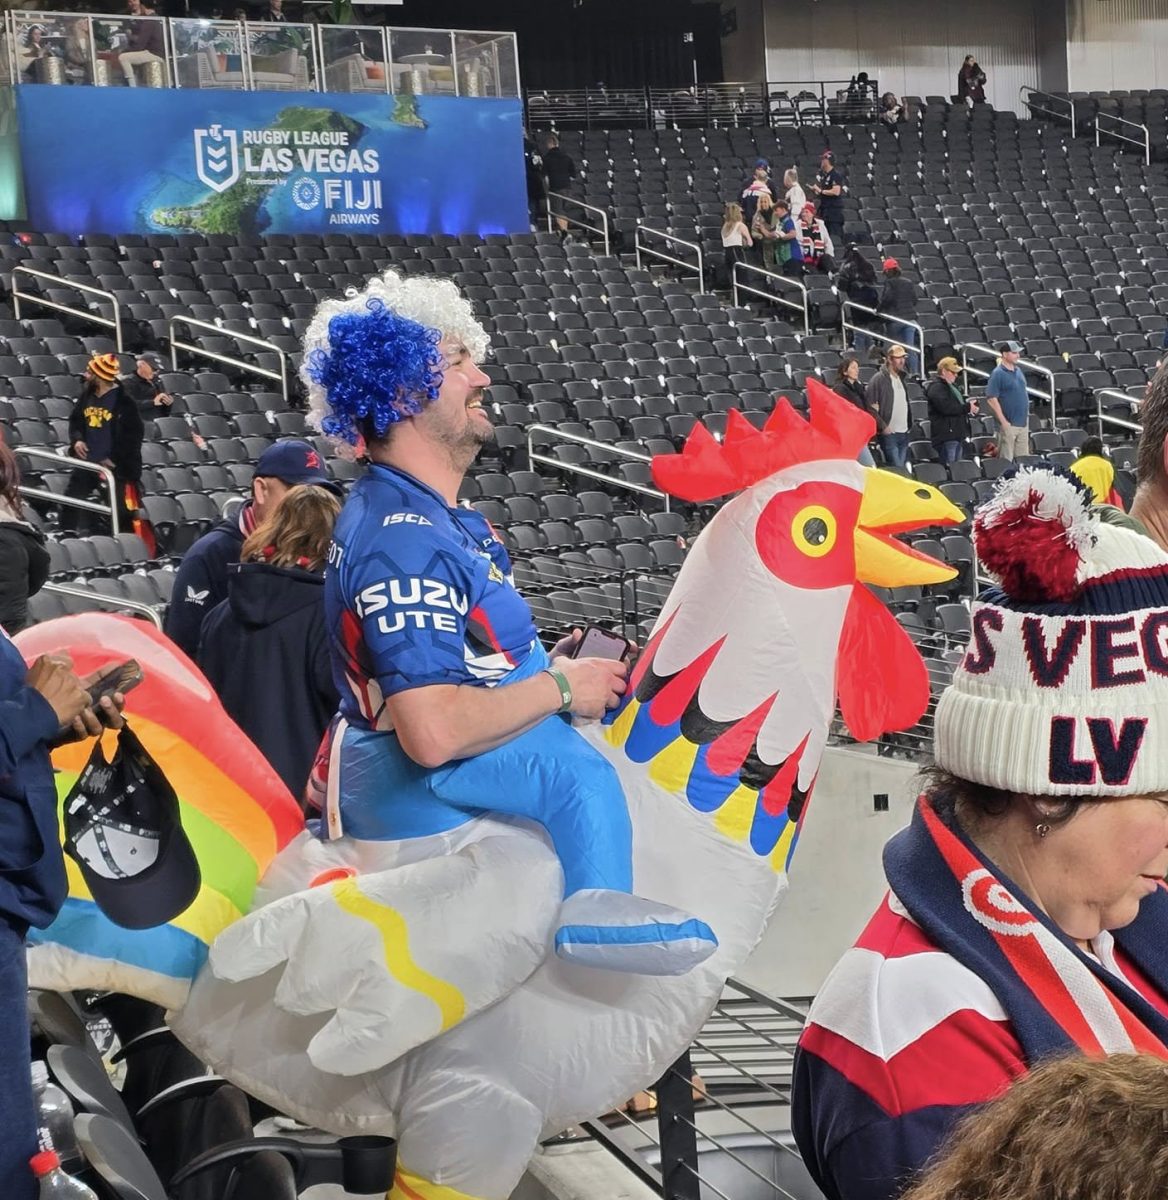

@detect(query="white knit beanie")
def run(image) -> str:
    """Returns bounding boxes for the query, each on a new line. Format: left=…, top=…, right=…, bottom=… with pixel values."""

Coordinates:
left=935, top=468, right=1168, bottom=797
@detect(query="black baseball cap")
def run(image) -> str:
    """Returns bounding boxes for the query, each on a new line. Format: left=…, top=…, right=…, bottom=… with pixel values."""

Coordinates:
left=63, top=726, right=200, bottom=931
left=998, top=340, right=1024, bottom=354
left=255, top=439, right=344, bottom=497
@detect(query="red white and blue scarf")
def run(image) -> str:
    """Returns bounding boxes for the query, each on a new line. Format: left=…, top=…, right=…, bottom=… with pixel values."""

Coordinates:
left=886, top=796, right=1168, bottom=1060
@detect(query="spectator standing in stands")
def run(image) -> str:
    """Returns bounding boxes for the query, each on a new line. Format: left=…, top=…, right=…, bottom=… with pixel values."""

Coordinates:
left=0, top=442, right=49, bottom=635
left=740, top=164, right=774, bottom=226
left=523, top=134, right=545, bottom=225
left=118, top=0, right=166, bottom=86
left=877, top=258, right=920, bottom=374
left=793, top=471, right=1168, bottom=1200
left=165, top=439, right=342, bottom=659
left=984, top=340, right=1030, bottom=461
left=783, top=167, right=806, bottom=218
left=750, top=192, right=780, bottom=269
left=957, top=54, right=986, bottom=104
left=836, top=243, right=880, bottom=359
left=865, top=343, right=911, bottom=470
left=120, top=352, right=172, bottom=415
left=261, top=0, right=287, bottom=20
left=926, top=356, right=975, bottom=465
left=1070, top=436, right=1123, bottom=507
left=798, top=203, right=834, bottom=272
left=720, top=202, right=752, bottom=286
left=62, top=354, right=146, bottom=539
left=0, top=649, right=123, bottom=1200
left=811, top=150, right=846, bottom=250
left=542, top=135, right=576, bottom=237
left=771, top=197, right=805, bottom=279
left=832, top=357, right=875, bottom=467
left=197, top=485, right=341, bottom=799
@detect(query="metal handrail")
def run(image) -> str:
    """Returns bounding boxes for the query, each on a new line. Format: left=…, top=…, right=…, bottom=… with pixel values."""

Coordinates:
left=525, top=423, right=671, bottom=511
left=168, top=316, right=288, bottom=401
left=634, top=224, right=705, bottom=290
left=732, top=261, right=809, bottom=335
left=1095, top=111, right=1151, bottom=165
left=841, top=300, right=924, bottom=363
left=41, top=581, right=162, bottom=629
left=16, top=446, right=117, bottom=524
left=958, top=342, right=1058, bottom=426
left=1020, top=85, right=1076, bottom=137
left=1095, top=388, right=1143, bottom=437
left=11, top=267, right=123, bottom=351
left=546, top=191, right=610, bottom=255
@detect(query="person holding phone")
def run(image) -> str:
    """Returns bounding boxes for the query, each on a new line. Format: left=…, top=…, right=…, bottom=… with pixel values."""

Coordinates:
left=0, top=640, right=125, bottom=1200
left=302, top=270, right=716, bottom=975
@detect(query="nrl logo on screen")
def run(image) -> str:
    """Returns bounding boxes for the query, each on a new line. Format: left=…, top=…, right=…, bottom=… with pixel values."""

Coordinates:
left=194, top=126, right=241, bottom=194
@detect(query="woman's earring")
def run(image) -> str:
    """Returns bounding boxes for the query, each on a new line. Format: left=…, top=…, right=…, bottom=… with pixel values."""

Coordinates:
left=1035, top=822, right=1051, bottom=839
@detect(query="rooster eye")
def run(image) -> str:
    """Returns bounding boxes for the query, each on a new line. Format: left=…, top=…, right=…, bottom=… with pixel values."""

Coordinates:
left=792, top=505, right=837, bottom=557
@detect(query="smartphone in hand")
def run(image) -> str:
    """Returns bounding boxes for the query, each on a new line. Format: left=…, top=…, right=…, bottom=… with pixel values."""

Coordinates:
left=570, top=626, right=634, bottom=664
left=87, top=660, right=143, bottom=708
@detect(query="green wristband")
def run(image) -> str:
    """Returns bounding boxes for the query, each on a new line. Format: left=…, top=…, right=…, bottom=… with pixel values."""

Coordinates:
left=545, top=666, right=573, bottom=714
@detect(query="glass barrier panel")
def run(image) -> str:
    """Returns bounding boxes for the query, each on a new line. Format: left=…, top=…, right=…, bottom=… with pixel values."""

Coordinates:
left=246, top=21, right=315, bottom=92
left=11, top=11, right=100, bottom=86
left=452, top=31, right=518, bottom=99
left=319, top=24, right=386, bottom=94
left=170, top=18, right=245, bottom=90
left=91, top=14, right=168, bottom=87
left=388, top=28, right=454, bottom=97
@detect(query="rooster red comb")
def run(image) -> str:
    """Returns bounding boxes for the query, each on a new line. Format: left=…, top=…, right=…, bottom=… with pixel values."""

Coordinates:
left=973, top=468, right=1095, bottom=603
left=652, top=379, right=875, bottom=503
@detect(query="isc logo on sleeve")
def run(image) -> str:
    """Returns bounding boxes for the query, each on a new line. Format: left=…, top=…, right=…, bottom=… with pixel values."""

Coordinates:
left=382, top=513, right=433, bottom=527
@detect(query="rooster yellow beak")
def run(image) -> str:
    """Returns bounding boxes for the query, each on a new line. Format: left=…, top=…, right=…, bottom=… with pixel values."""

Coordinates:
left=854, top=468, right=966, bottom=587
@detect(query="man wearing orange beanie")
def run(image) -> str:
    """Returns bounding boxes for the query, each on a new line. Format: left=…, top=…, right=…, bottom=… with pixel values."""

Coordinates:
left=62, top=354, right=149, bottom=548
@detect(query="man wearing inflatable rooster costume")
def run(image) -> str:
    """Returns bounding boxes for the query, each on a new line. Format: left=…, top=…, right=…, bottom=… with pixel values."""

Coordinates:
left=24, top=271, right=963, bottom=1200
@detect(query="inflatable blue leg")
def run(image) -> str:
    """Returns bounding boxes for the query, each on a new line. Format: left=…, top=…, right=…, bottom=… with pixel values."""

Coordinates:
left=434, top=716, right=716, bottom=975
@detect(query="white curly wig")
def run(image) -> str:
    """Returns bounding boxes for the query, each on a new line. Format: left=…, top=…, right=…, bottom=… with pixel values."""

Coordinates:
left=300, top=269, right=490, bottom=440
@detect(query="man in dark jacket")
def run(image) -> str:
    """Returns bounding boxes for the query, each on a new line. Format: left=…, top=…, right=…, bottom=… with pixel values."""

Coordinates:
left=63, top=354, right=145, bottom=537
left=121, top=353, right=173, bottom=416
left=165, top=440, right=342, bottom=659
left=0, top=646, right=122, bottom=1200
left=925, top=356, right=975, bottom=464
left=542, top=135, right=576, bottom=235
left=877, top=258, right=920, bottom=374
left=864, top=344, right=911, bottom=470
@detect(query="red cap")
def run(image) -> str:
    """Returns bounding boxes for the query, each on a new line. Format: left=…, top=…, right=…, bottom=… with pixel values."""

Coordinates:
left=801, top=202, right=816, bottom=216
left=30, top=1150, right=60, bottom=1177
left=882, top=257, right=900, bottom=271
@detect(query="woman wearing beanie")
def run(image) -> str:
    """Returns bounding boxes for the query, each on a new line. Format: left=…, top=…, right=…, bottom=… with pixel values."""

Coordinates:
left=793, top=467, right=1168, bottom=1200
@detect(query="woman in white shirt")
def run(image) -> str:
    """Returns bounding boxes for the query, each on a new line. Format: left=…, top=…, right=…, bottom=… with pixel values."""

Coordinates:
left=721, top=202, right=753, bottom=281
left=784, top=168, right=806, bottom=219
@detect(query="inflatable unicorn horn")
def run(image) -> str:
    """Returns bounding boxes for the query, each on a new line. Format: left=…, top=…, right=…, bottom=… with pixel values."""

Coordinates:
left=157, top=379, right=963, bottom=1200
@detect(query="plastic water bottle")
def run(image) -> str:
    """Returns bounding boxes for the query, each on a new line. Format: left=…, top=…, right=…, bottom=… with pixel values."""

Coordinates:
left=30, top=1063, right=81, bottom=1171
left=29, top=1151, right=97, bottom=1199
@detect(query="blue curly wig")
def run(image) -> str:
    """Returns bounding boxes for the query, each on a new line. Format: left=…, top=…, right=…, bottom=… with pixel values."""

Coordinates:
left=304, top=297, right=444, bottom=444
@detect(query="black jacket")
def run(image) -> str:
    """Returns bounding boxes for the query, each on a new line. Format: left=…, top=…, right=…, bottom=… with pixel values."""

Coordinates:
left=0, top=520, right=50, bottom=635
left=542, top=147, right=576, bottom=192
left=68, top=385, right=143, bottom=483
left=164, top=510, right=247, bottom=658
left=121, top=372, right=165, bottom=416
left=833, top=378, right=870, bottom=413
left=925, top=377, right=971, bottom=443
left=878, top=275, right=918, bottom=319
left=196, top=561, right=338, bottom=800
